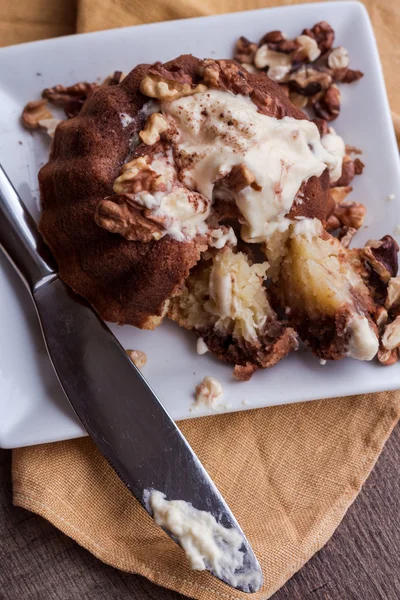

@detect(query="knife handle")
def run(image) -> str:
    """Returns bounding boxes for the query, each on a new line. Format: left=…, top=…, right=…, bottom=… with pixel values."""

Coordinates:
left=0, top=164, right=57, bottom=292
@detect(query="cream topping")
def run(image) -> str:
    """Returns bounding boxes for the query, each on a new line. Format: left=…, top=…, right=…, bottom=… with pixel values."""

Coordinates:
left=291, top=217, right=323, bottom=241
left=146, top=490, right=262, bottom=592
left=162, top=89, right=338, bottom=242
left=321, top=128, right=346, bottom=183
left=345, top=315, right=379, bottom=361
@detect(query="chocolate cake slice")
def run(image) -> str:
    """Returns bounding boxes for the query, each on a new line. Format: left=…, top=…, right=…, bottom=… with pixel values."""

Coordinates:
left=40, top=54, right=379, bottom=376
left=39, top=55, right=334, bottom=331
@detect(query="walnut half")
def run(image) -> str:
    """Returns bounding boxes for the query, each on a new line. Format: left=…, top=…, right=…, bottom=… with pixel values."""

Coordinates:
left=140, top=74, right=207, bottom=101
left=113, top=157, right=166, bottom=195
left=21, top=100, right=54, bottom=129
left=95, top=195, right=163, bottom=242
left=139, top=113, right=168, bottom=146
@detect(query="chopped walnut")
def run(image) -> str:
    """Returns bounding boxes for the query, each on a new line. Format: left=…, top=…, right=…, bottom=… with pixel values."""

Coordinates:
left=42, top=81, right=98, bottom=118
left=338, top=226, right=356, bottom=248
left=233, top=21, right=362, bottom=122
left=288, top=66, right=332, bottom=96
left=381, top=316, right=400, bottom=351
left=199, top=59, right=253, bottom=95
left=302, top=21, right=335, bottom=53
left=233, top=363, right=257, bottom=381
left=385, top=277, right=400, bottom=311
left=330, top=186, right=352, bottom=204
left=312, top=118, right=329, bottom=136
left=139, top=113, right=168, bottom=146
left=342, top=69, right=364, bottom=83
left=327, top=196, right=366, bottom=232
left=38, top=117, right=62, bottom=138
left=377, top=347, right=399, bottom=366
left=289, top=92, right=308, bottom=109
left=375, top=306, right=389, bottom=332
left=21, top=100, right=54, bottom=129
left=295, top=35, right=321, bottom=62
left=345, top=145, right=363, bottom=155
left=218, top=163, right=256, bottom=192
left=254, top=45, right=292, bottom=80
left=42, top=82, right=98, bottom=106
left=328, top=46, right=350, bottom=70
left=113, top=157, right=166, bottom=195
left=259, top=30, right=299, bottom=53
left=334, top=201, right=366, bottom=230
left=354, top=158, right=365, bottom=175
left=334, top=156, right=356, bottom=187
left=234, top=36, right=257, bottom=64
left=126, top=349, right=147, bottom=368
left=326, top=214, right=341, bottom=230
left=140, top=74, right=207, bottom=101
left=241, top=63, right=260, bottom=75
left=361, top=236, right=399, bottom=284
left=313, top=84, right=340, bottom=121
left=95, top=196, right=163, bottom=242
left=102, top=70, right=126, bottom=86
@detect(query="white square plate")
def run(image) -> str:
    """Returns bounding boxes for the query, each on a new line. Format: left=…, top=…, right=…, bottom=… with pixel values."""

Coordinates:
left=1, top=1, right=399, bottom=449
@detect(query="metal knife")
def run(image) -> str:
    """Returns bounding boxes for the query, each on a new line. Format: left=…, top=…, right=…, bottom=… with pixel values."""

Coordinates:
left=0, top=164, right=263, bottom=593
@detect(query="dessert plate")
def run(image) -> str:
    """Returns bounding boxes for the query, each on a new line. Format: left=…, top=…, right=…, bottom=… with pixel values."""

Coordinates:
left=0, top=1, right=399, bottom=449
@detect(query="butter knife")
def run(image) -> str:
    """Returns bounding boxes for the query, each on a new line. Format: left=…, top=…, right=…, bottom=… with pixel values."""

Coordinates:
left=0, top=164, right=263, bottom=593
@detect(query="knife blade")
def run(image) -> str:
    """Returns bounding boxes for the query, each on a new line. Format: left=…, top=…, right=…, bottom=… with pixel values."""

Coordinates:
left=0, top=164, right=263, bottom=593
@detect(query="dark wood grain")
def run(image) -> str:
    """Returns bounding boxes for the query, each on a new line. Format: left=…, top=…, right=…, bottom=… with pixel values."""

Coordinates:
left=1, top=427, right=400, bottom=600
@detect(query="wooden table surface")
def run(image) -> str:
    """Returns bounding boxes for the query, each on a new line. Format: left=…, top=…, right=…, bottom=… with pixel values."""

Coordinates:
left=1, top=426, right=400, bottom=600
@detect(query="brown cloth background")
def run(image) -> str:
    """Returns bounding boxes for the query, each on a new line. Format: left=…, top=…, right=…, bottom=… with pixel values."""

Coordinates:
left=2, top=0, right=400, bottom=598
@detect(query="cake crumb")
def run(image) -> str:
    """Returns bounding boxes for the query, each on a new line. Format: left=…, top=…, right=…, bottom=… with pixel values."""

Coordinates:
left=242, top=399, right=250, bottom=406
left=126, top=349, right=147, bottom=369
left=196, top=338, right=209, bottom=355
left=387, top=194, right=395, bottom=201
left=394, top=225, right=400, bottom=236
left=319, top=358, right=327, bottom=365
left=194, top=376, right=223, bottom=408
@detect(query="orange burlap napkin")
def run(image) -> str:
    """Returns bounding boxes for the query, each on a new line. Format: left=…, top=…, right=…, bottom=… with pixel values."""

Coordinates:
left=3, top=1, right=400, bottom=598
